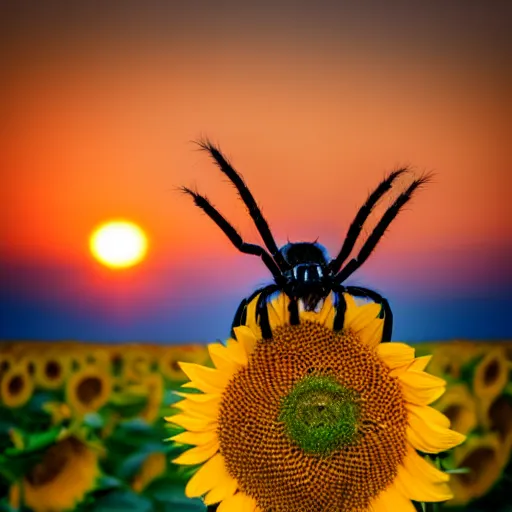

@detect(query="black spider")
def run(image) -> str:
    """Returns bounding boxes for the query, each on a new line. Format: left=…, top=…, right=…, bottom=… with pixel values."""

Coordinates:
left=181, top=139, right=430, bottom=343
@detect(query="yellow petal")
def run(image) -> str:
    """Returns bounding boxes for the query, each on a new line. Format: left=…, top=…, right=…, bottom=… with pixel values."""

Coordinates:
left=357, top=317, right=384, bottom=347
left=371, top=482, right=416, bottom=512
left=179, top=363, right=229, bottom=393
left=406, top=446, right=450, bottom=483
left=299, top=310, right=317, bottom=324
left=409, top=355, right=432, bottom=371
left=173, top=397, right=220, bottom=418
left=218, top=492, right=258, bottom=512
left=173, top=438, right=219, bottom=465
left=398, top=370, right=446, bottom=405
left=406, top=403, right=465, bottom=453
left=407, top=423, right=465, bottom=454
left=233, top=325, right=258, bottom=357
left=406, top=402, right=451, bottom=429
left=268, top=292, right=289, bottom=329
left=343, top=294, right=381, bottom=333
left=185, top=453, right=232, bottom=498
left=245, top=294, right=263, bottom=339
left=343, top=293, right=358, bottom=311
left=170, top=430, right=218, bottom=446
left=225, top=339, right=248, bottom=366
left=174, top=391, right=220, bottom=403
left=316, top=292, right=336, bottom=329
left=434, top=383, right=477, bottom=436
left=395, top=444, right=453, bottom=502
left=165, top=413, right=217, bottom=432
left=377, top=343, right=415, bottom=369
left=208, top=343, right=240, bottom=374
left=204, top=476, right=238, bottom=505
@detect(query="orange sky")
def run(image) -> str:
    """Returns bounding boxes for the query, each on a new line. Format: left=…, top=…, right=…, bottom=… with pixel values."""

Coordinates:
left=1, top=2, right=511, bottom=343
left=2, top=1, right=511, bottom=280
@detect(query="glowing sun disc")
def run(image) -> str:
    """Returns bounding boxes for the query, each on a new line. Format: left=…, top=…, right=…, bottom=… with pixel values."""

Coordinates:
left=90, top=220, right=148, bottom=269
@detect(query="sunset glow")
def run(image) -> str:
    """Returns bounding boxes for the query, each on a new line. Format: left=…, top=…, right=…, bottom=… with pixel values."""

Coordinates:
left=90, top=221, right=147, bottom=269
left=2, top=2, right=509, bottom=343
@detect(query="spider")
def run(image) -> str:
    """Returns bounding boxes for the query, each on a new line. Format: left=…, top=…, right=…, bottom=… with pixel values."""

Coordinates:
left=181, top=140, right=430, bottom=343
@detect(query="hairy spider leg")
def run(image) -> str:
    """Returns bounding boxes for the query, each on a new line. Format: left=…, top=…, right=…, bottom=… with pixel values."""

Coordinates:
left=232, top=287, right=314, bottom=339
left=331, top=284, right=348, bottom=331
left=288, top=297, right=300, bottom=325
left=328, top=169, right=408, bottom=275
left=345, top=285, right=393, bottom=342
left=181, top=187, right=285, bottom=285
left=255, top=284, right=282, bottom=339
left=335, top=174, right=432, bottom=284
left=230, top=285, right=272, bottom=336
left=197, top=140, right=289, bottom=271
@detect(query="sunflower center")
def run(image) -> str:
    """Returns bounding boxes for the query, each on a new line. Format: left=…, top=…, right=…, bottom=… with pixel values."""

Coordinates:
left=218, top=321, right=409, bottom=512
left=25, top=437, right=81, bottom=486
left=8, top=375, right=24, bottom=396
left=279, top=375, right=360, bottom=455
left=45, top=360, right=61, bottom=380
left=77, top=377, right=102, bottom=405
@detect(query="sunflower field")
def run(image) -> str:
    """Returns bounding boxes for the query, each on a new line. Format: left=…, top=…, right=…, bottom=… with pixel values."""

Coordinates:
left=0, top=340, right=511, bottom=512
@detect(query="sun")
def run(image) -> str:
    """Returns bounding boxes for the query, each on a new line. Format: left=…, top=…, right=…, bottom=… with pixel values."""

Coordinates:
left=90, top=220, right=148, bottom=269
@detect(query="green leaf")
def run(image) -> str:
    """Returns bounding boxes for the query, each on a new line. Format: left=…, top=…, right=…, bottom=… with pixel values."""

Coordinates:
left=142, top=478, right=186, bottom=502
left=0, top=450, right=43, bottom=482
left=26, top=391, right=57, bottom=412
left=3, top=426, right=62, bottom=456
left=83, top=412, right=105, bottom=429
left=111, top=402, right=149, bottom=418
left=154, top=500, right=206, bottom=512
left=163, top=389, right=182, bottom=406
left=107, top=419, right=161, bottom=448
left=143, top=478, right=205, bottom=509
left=0, top=417, right=17, bottom=436
left=85, top=489, right=153, bottom=512
left=116, top=451, right=153, bottom=481
left=0, top=502, right=19, bottom=512
left=94, top=475, right=124, bottom=492
left=109, top=391, right=148, bottom=407
left=22, top=426, right=62, bottom=452
left=445, top=466, right=471, bottom=475
left=120, top=418, right=154, bottom=433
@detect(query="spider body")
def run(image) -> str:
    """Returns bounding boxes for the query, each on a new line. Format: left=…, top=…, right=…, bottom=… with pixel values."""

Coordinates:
left=280, top=241, right=331, bottom=310
left=181, top=140, right=430, bottom=343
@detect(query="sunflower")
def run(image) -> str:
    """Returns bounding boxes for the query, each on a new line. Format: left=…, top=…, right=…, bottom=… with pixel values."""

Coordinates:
left=160, top=345, right=211, bottom=382
left=482, top=395, right=512, bottom=449
left=421, top=341, right=483, bottom=380
left=1, top=361, right=34, bottom=408
left=122, top=348, right=154, bottom=382
left=66, top=365, right=112, bottom=416
left=447, top=432, right=507, bottom=506
left=139, top=372, right=165, bottom=423
left=77, top=346, right=111, bottom=371
left=167, top=292, right=465, bottom=512
left=132, top=452, right=167, bottom=492
left=9, top=482, right=21, bottom=510
left=472, top=347, right=509, bottom=401
left=22, top=436, right=100, bottom=512
left=34, top=350, right=72, bottom=390
left=0, top=351, right=16, bottom=377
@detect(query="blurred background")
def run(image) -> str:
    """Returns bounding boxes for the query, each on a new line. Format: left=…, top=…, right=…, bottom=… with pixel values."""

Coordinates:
left=1, top=1, right=511, bottom=511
